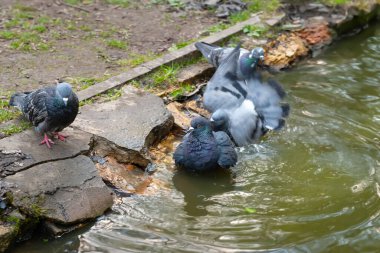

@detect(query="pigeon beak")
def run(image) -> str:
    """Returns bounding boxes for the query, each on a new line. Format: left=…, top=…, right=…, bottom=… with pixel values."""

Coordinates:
left=210, top=118, right=215, bottom=122
left=63, top=97, right=68, bottom=106
left=189, top=127, right=194, bottom=130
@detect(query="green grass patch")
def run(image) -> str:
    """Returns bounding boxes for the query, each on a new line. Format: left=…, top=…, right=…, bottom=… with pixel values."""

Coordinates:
left=151, top=0, right=185, bottom=8
left=135, top=56, right=202, bottom=90
left=0, top=94, right=21, bottom=123
left=67, top=77, right=98, bottom=91
left=10, top=32, right=50, bottom=51
left=105, top=0, right=130, bottom=7
left=1, top=121, right=31, bottom=136
left=116, top=53, right=156, bottom=67
left=31, top=24, right=47, bottom=33
left=0, top=31, right=18, bottom=40
left=168, top=40, right=194, bottom=51
left=5, top=19, right=21, bottom=29
left=170, top=83, right=193, bottom=99
left=206, top=0, right=280, bottom=34
left=207, top=23, right=229, bottom=33
left=106, top=39, right=128, bottom=50
left=243, top=24, right=268, bottom=37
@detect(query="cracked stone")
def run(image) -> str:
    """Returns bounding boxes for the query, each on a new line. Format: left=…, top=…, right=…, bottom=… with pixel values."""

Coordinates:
left=3, top=155, right=113, bottom=224
left=0, top=127, right=92, bottom=177
left=72, top=86, right=174, bottom=167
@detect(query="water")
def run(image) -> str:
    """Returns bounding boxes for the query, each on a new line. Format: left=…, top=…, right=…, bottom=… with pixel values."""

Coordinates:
left=13, top=23, right=380, bottom=252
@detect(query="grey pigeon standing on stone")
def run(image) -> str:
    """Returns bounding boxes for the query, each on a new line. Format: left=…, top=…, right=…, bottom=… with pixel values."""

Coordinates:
left=9, top=82, right=79, bottom=148
left=195, top=41, right=264, bottom=79
left=204, top=44, right=290, bottom=147
left=173, top=117, right=237, bottom=172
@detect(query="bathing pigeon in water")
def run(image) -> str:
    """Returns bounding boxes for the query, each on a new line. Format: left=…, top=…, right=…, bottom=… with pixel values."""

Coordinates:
left=204, top=44, right=289, bottom=147
left=195, top=41, right=264, bottom=79
left=173, top=117, right=237, bottom=172
left=9, top=82, right=79, bottom=148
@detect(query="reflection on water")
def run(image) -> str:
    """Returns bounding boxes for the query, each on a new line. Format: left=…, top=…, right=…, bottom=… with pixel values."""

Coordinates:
left=13, top=23, right=380, bottom=252
left=172, top=169, right=235, bottom=216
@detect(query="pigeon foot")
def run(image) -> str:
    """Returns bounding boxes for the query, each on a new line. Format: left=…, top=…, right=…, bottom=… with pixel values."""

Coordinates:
left=53, top=132, right=68, bottom=141
left=40, top=134, right=55, bottom=148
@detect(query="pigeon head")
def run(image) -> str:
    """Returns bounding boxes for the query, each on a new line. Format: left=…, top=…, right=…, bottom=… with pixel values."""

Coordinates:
left=210, top=110, right=229, bottom=132
left=249, top=47, right=265, bottom=62
left=56, top=82, right=73, bottom=106
left=240, top=47, right=264, bottom=77
left=190, top=117, right=212, bottom=133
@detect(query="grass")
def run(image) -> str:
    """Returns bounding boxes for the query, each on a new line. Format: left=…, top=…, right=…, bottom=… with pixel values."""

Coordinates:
left=243, top=24, right=269, bottom=38
left=168, top=39, right=194, bottom=51
left=133, top=56, right=202, bottom=91
left=116, top=53, right=157, bottom=67
left=151, top=0, right=185, bottom=8
left=66, top=77, right=98, bottom=91
left=0, top=31, right=18, bottom=40
left=105, top=0, right=130, bottom=7
left=1, top=6, right=53, bottom=52
left=106, top=39, right=128, bottom=50
left=10, top=32, right=50, bottom=51
left=170, top=83, right=193, bottom=99
left=0, top=94, right=21, bottom=123
left=1, top=121, right=31, bottom=136
left=207, top=0, right=280, bottom=34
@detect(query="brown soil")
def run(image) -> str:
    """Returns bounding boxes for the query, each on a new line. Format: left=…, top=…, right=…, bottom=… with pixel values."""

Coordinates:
left=0, top=0, right=218, bottom=93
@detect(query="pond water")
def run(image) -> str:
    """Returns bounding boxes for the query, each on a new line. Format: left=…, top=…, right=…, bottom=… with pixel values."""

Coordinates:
left=13, top=23, right=380, bottom=252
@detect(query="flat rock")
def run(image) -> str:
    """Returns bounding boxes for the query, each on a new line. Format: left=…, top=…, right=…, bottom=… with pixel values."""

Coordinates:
left=73, top=86, right=174, bottom=167
left=4, top=155, right=113, bottom=224
left=0, top=127, right=92, bottom=178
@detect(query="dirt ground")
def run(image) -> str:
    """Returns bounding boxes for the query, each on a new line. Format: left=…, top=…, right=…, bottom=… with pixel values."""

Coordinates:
left=0, top=0, right=218, bottom=93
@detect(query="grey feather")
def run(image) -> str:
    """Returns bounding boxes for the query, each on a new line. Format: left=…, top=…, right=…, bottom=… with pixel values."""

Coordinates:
left=173, top=117, right=237, bottom=172
left=205, top=45, right=290, bottom=146
left=9, top=82, right=79, bottom=136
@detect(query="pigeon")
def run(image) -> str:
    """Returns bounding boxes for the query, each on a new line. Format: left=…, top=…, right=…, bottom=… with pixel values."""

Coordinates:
left=9, top=82, right=79, bottom=148
left=173, top=117, right=237, bottom=172
left=195, top=41, right=264, bottom=79
left=203, top=44, right=290, bottom=147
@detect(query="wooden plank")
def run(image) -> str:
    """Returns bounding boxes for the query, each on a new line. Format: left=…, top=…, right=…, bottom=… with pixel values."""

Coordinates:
left=77, top=15, right=263, bottom=101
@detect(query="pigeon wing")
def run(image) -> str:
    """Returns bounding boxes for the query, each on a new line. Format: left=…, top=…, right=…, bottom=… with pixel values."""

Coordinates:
left=227, top=100, right=264, bottom=146
left=23, top=89, right=50, bottom=127
left=203, top=44, right=247, bottom=112
left=213, top=131, right=237, bottom=168
left=246, top=77, right=289, bottom=130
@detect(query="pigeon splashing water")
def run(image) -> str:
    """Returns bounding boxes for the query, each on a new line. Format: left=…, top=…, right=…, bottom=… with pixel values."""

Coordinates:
left=9, top=82, right=79, bottom=148
left=203, top=44, right=290, bottom=147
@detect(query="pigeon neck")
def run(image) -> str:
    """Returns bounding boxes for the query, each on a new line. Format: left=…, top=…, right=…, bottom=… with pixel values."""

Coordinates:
left=240, top=54, right=258, bottom=77
left=192, top=127, right=213, bottom=139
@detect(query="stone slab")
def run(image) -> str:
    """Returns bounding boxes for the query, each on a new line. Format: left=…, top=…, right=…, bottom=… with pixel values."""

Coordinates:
left=73, top=86, right=174, bottom=166
left=0, top=127, right=93, bottom=177
left=4, top=155, right=113, bottom=224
